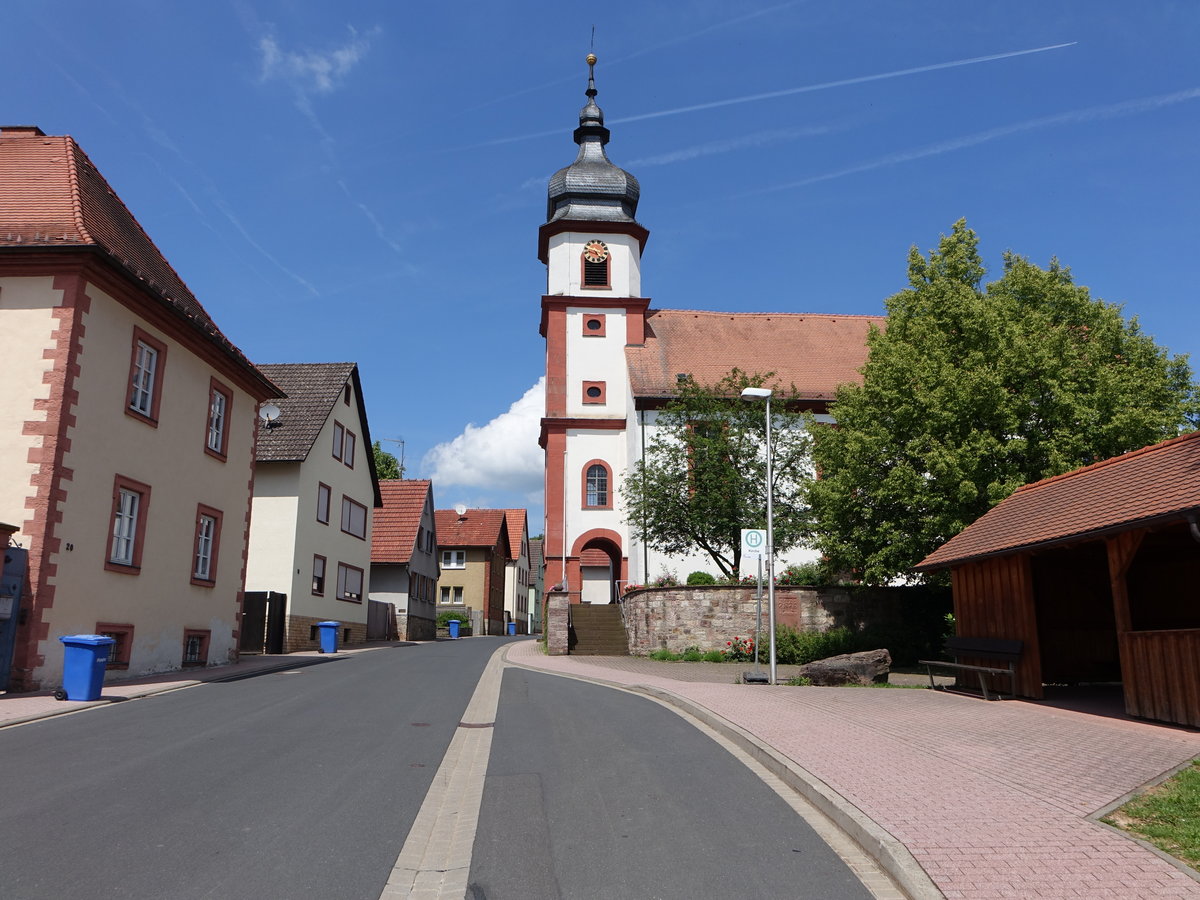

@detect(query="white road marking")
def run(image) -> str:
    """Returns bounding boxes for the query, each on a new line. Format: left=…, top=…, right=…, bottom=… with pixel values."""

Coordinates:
left=379, top=645, right=507, bottom=900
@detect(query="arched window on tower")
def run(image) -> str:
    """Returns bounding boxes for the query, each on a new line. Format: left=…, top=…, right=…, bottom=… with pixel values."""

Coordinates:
left=582, top=460, right=612, bottom=508
left=581, top=240, right=611, bottom=289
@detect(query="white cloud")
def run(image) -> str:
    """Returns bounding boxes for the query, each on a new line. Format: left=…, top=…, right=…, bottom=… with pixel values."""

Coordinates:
left=258, top=26, right=377, bottom=95
left=422, top=379, right=544, bottom=495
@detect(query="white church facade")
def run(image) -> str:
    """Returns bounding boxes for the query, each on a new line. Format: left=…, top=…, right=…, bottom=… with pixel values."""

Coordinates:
left=539, top=57, right=883, bottom=604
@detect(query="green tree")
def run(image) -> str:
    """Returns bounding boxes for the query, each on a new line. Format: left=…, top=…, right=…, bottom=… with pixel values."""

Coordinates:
left=808, top=220, right=1199, bottom=584
left=372, top=441, right=403, bottom=480
left=621, top=369, right=813, bottom=577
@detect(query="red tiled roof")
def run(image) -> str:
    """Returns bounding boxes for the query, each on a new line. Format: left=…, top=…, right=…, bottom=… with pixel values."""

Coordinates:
left=915, top=430, right=1200, bottom=570
left=372, top=480, right=433, bottom=564
left=625, top=309, right=884, bottom=400
left=435, top=508, right=510, bottom=553
left=502, top=509, right=527, bottom=561
left=0, top=127, right=274, bottom=394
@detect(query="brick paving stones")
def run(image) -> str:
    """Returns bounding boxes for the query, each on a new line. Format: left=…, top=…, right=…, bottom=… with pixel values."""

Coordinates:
left=510, top=642, right=1200, bottom=900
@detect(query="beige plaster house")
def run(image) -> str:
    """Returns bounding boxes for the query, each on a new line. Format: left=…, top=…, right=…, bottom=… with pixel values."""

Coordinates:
left=0, top=125, right=280, bottom=690
left=434, top=508, right=510, bottom=636
left=244, top=363, right=382, bottom=651
left=370, top=479, right=440, bottom=641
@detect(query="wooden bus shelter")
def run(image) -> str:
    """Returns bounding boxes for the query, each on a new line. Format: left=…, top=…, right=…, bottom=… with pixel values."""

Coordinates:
left=915, top=431, right=1200, bottom=727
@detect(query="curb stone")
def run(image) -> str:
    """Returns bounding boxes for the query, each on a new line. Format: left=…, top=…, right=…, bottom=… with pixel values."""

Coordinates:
left=503, top=645, right=943, bottom=900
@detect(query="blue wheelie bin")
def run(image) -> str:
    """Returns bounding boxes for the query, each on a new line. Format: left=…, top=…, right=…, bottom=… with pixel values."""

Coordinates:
left=316, top=621, right=340, bottom=654
left=57, top=634, right=115, bottom=701
left=447, top=619, right=460, bottom=639
left=507, top=622, right=516, bottom=635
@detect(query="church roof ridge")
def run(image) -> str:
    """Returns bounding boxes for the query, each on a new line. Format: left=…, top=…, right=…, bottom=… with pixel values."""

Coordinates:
left=648, top=307, right=885, bottom=321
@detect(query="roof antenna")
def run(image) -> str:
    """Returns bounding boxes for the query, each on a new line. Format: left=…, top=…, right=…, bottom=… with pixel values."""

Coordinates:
left=590, top=25, right=595, bottom=50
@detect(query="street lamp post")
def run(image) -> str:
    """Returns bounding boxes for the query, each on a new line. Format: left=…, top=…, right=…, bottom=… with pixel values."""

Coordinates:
left=740, top=386, right=776, bottom=685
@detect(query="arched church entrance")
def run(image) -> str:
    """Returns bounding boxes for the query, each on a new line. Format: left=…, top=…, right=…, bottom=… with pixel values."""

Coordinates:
left=572, top=531, right=624, bottom=604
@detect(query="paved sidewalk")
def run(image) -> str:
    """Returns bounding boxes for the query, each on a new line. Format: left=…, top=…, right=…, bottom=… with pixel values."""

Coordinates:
left=0, top=640, right=421, bottom=729
left=507, top=642, right=1200, bottom=900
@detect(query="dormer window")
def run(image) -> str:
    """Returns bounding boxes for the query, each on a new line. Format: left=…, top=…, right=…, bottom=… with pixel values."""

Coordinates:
left=581, top=240, right=610, bottom=288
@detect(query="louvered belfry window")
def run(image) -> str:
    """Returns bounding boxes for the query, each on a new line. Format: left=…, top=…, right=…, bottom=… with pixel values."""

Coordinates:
left=583, top=257, right=609, bottom=287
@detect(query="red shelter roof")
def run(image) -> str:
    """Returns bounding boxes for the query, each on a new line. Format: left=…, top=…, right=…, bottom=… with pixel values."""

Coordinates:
left=916, top=430, right=1200, bottom=570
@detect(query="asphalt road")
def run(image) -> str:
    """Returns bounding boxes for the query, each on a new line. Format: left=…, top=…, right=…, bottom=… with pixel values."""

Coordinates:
left=470, top=665, right=873, bottom=900
left=0, top=639, right=874, bottom=899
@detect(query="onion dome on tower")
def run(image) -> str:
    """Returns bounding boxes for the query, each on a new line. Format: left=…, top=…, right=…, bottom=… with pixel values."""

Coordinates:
left=546, top=54, right=641, bottom=224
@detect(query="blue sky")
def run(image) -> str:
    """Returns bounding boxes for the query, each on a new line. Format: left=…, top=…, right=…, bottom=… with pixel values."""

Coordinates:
left=8, top=2, right=1199, bottom=533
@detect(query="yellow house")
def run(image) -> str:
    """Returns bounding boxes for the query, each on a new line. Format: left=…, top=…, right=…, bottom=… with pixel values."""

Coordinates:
left=0, top=126, right=280, bottom=690
left=434, top=508, right=510, bottom=636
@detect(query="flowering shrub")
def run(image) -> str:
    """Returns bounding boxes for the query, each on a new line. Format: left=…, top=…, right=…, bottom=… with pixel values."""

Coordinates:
left=775, top=562, right=828, bottom=586
left=722, top=635, right=756, bottom=663
left=650, top=570, right=680, bottom=588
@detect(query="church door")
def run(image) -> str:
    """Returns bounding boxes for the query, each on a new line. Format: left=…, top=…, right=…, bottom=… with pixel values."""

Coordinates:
left=580, top=563, right=612, bottom=604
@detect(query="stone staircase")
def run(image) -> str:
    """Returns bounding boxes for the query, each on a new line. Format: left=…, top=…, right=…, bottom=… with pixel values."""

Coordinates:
left=569, top=604, right=630, bottom=656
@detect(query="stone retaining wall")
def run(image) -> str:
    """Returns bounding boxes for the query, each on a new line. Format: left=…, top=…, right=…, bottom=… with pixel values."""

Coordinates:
left=622, top=584, right=948, bottom=658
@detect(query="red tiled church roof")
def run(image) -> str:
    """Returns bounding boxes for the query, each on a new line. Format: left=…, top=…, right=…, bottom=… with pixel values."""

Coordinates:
left=0, top=126, right=274, bottom=394
left=372, top=480, right=433, bottom=564
left=915, top=430, right=1200, bottom=570
left=435, top=508, right=510, bottom=553
left=625, top=309, right=885, bottom=400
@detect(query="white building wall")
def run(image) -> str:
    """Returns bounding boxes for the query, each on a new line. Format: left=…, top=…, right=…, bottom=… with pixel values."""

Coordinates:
left=565, top=307, right=629, bottom=419
left=545, top=232, right=641, bottom=297
left=288, top=401, right=374, bottom=627
left=43, top=283, right=256, bottom=680
left=564, top=428, right=628, bottom=558
left=0, top=276, right=59, bottom=540
left=245, top=465, right=301, bottom=592
left=627, top=407, right=826, bottom=585
left=502, top=520, right=530, bottom=623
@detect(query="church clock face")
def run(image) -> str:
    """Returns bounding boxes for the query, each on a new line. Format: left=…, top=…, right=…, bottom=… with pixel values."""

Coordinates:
left=583, top=240, right=609, bottom=263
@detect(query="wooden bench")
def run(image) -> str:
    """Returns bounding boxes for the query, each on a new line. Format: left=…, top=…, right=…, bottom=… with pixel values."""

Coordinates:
left=919, top=637, right=1023, bottom=700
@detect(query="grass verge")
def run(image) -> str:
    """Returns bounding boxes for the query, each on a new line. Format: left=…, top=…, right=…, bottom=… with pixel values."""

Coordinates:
left=1102, top=758, right=1200, bottom=870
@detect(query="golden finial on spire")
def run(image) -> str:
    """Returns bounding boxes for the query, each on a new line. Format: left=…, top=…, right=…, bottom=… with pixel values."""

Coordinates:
left=586, top=52, right=597, bottom=66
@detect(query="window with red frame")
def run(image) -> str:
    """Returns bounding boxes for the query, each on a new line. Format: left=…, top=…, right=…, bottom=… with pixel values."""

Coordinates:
left=191, top=505, right=222, bottom=585
left=127, top=328, right=167, bottom=425
left=107, top=475, right=151, bottom=573
left=182, top=630, right=210, bottom=666
left=205, top=378, right=232, bottom=459
left=584, top=463, right=610, bottom=508
left=96, top=622, right=134, bottom=669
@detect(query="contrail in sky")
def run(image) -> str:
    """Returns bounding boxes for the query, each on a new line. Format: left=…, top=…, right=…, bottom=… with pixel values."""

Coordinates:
left=613, top=43, right=1076, bottom=125
left=462, top=1, right=800, bottom=113
left=748, top=85, right=1200, bottom=195
left=467, top=42, right=1076, bottom=150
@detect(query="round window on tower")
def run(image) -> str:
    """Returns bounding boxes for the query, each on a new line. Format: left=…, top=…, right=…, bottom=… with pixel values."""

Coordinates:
left=582, top=315, right=606, bottom=336
left=582, top=381, right=606, bottom=404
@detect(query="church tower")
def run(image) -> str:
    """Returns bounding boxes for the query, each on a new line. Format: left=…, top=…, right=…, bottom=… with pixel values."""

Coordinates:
left=539, top=55, right=649, bottom=604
